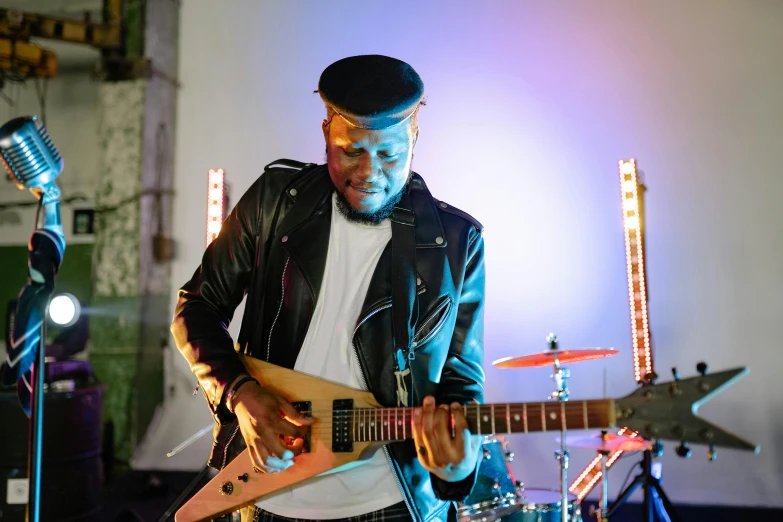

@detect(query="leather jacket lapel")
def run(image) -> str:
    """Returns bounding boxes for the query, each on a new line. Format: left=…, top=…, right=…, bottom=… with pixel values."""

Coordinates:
left=277, top=169, right=333, bottom=302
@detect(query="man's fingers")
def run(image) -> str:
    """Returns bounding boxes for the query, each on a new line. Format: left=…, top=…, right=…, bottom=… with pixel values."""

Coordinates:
left=263, top=429, right=292, bottom=459
left=434, top=405, right=460, bottom=465
left=421, top=396, right=445, bottom=467
left=412, top=405, right=427, bottom=465
left=274, top=418, right=303, bottom=438
left=450, top=403, right=468, bottom=463
left=286, top=436, right=306, bottom=456
left=247, top=440, right=273, bottom=471
left=279, top=400, right=315, bottom=427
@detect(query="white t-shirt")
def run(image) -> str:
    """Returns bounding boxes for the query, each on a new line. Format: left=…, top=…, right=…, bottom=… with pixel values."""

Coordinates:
left=255, top=193, right=404, bottom=519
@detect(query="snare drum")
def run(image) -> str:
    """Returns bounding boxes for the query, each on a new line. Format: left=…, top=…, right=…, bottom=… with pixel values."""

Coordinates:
left=512, top=488, right=582, bottom=522
left=458, top=436, right=522, bottom=522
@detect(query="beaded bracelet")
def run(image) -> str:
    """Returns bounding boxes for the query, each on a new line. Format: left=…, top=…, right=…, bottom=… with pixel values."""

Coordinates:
left=225, top=375, right=259, bottom=414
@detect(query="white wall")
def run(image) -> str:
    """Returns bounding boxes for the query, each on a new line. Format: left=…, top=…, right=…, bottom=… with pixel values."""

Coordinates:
left=159, top=0, right=783, bottom=507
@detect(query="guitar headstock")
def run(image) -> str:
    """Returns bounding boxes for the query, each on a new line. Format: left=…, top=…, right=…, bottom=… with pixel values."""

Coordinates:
left=615, top=365, right=759, bottom=453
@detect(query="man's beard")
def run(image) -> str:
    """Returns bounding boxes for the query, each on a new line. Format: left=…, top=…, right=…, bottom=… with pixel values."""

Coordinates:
left=325, top=148, right=413, bottom=225
left=334, top=185, right=405, bottom=225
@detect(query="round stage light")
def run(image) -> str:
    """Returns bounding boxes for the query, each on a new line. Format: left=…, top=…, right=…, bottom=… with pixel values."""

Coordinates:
left=48, top=293, right=81, bottom=327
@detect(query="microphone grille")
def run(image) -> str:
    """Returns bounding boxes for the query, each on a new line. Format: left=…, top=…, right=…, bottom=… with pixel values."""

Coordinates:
left=0, top=116, right=63, bottom=189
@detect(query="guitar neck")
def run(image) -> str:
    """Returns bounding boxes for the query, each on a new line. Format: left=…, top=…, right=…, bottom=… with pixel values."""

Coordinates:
left=350, top=400, right=615, bottom=443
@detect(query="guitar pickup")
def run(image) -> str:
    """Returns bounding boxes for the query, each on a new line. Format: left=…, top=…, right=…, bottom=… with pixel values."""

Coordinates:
left=332, top=399, right=353, bottom=452
left=291, top=401, right=312, bottom=453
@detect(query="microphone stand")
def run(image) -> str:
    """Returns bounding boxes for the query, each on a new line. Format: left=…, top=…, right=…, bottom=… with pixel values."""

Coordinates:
left=9, top=189, right=64, bottom=522
left=28, top=187, right=64, bottom=522
left=0, top=115, right=65, bottom=521
left=28, top=296, right=48, bottom=522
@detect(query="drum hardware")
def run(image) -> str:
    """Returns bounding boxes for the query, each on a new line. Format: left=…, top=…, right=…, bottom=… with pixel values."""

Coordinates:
left=515, top=488, right=582, bottom=522
left=555, top=429, right=650, bottom=521
left=581, top=432, right=612, bottom=522
left=494, top=334, right=617, bottom=522
left=458, top=436, right=525, bottom=522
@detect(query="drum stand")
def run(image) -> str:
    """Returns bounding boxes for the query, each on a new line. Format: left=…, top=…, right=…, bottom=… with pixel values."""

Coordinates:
left=606, top=449, right=681, bottom=522
left=597, top=449, right=609, bottom=521
left=548, top=335, right=570, bottom=522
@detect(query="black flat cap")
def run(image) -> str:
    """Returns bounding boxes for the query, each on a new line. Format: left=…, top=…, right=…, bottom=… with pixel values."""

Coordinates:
left=318, top=55, right=424, bottom=130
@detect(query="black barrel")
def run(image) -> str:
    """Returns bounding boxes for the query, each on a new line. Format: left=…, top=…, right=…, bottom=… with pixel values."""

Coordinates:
left=0, top=385, right=105, bottom=521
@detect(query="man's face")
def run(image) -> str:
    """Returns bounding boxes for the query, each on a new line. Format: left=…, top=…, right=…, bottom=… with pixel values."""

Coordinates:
left=324, top=114, right=418, bottom=218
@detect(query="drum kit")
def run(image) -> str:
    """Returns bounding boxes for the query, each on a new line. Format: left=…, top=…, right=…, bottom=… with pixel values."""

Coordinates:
left=458, top=334, right=646, bottom=522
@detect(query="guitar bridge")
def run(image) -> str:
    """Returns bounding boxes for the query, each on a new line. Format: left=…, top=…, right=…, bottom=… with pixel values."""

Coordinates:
left=291, top=401, right=312, bottom=453
left=332, top=399, right=354, bottom=452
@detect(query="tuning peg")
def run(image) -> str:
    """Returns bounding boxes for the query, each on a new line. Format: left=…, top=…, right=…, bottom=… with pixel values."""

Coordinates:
left=671, top=367, right=680, bottom=380
left=547, top=333, right=559, bottom=351
left=676, top=442, right=691, bottom=458
left=652, top=439, right=664, bottom=458
left=505, top=451, right=515, bottom=462
left=696, top=362, right=709, bottom=376
left=643, top=371, right=659, bottom=385
left=708, top=445, right=717, bottom=461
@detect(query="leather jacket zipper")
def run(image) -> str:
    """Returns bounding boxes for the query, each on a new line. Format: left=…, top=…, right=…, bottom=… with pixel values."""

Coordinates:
left=412, top=296, right=452, bottom=348
left=352, top=298, right=392, bottom=338
left=266, top=257, right=290, bottom=362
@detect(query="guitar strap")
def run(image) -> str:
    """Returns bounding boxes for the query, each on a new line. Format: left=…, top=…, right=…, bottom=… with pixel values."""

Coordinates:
left=390, top=189, right=419, bottom=407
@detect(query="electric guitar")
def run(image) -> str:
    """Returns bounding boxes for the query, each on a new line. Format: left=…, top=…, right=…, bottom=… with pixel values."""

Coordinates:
left=175, top=356, right=758, bottom=521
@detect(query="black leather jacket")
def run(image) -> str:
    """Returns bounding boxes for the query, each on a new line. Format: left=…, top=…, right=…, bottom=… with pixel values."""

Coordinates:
left=172, top=160, right=486, bottom=522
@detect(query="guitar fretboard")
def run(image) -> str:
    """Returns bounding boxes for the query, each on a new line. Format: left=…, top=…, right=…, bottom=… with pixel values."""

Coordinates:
left=349, top=400, right=614, bottom=443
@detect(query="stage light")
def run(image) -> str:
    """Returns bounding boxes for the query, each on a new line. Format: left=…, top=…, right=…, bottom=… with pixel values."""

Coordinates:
left=618, top=159, right=652, bottom=383
left=48, top=293, right=80, bottom=328
left=206, top=169, right=225, bottom=246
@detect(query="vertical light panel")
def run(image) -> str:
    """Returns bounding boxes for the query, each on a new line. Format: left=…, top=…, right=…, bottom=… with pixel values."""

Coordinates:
left=619, top=159, right=652, bottom=383
left=206, top=168, right=225, bottom=246
left=569, top=158, right=654, bottom=501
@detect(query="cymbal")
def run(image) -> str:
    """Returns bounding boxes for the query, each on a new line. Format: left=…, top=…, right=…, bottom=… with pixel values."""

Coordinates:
left=555, top=432, right=651, bottom=452
left=492, top=348, right=618, bottom=369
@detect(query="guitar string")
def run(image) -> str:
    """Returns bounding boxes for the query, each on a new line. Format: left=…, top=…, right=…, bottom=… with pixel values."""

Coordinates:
left=289, top=404, right=611, bottom=416
left=292, top=401, right=609, bottom=414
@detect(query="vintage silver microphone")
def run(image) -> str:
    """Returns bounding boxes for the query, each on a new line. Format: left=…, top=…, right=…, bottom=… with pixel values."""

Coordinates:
left=0, top=115, right=65, bottom=522
left=0, top=116, right=65, bottom=262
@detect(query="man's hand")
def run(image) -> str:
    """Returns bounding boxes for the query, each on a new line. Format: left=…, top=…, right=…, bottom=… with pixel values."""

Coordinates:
left=231, top=382, right=315, bottom=473
left=411, top=396, right=482, bottom=482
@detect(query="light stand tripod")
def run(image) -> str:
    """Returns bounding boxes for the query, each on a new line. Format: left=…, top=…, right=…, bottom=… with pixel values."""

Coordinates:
left=606, top=447, right=680, bottom=522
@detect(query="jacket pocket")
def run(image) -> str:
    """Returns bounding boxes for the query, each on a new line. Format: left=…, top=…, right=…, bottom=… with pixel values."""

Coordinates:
left=413, top=295, right=453, bottom=349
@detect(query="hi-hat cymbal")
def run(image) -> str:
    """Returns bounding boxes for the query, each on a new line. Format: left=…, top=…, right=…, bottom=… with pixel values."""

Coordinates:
left=492, top=348, right=618, bottom=369
left=555, top=432, right=651, bottom=452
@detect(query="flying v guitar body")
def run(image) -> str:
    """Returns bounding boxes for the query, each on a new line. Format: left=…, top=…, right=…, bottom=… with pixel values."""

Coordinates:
left=175, top=357, right=382, bottom=522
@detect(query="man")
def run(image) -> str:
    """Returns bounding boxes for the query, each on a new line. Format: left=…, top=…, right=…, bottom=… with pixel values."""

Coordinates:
left=172, top=55, right=486, bottom=522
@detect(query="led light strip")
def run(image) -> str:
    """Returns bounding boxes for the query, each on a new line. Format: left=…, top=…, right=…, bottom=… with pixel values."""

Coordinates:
left=619, top=159, right=652, bottom=382
left=569, top=428, right=637, bottom=501
left=570, top=158, right=654, bottom=500
left=206, top=168, right=225, bottom=246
